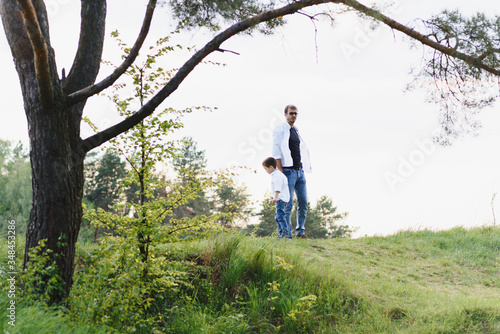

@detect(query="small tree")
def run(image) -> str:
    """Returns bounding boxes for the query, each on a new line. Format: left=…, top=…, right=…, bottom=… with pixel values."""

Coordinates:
left=87, top=33, right=221, bottom=263
left=77, top=37, right=229, bottom=331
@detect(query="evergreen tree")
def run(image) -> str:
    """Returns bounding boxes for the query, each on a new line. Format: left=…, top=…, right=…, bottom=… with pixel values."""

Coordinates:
left=84, top=150, right=127, bottom=212
left=252, top=194, right=353, bottom=239
left=172, top=137, right=208, bottom=179
left=169, top=137, right=212, bottom=220
left=211, top=175, right=253, bottom=228
left=0, top=140, right=31, bottom=236
left=82, top=150, right=127, bottom=241
left=301, top=195, right=353, bottom=239
left=248, top=192, right=277, bottom=237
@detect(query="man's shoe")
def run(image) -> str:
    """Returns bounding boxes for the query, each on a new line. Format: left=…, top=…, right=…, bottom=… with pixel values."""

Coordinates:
left=296, top=234, right=306, bottom=239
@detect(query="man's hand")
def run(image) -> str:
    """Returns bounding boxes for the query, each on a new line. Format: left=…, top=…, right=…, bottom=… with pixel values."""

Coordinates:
left=276, top=158, right=283, bottom=172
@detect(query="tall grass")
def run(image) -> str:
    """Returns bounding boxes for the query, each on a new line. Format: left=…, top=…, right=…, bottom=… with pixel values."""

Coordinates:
left=165, top=233, right=363, bottom=333
left=0, top=291, right=111, bottom=333
left=1, top=226, right=499, bottom=333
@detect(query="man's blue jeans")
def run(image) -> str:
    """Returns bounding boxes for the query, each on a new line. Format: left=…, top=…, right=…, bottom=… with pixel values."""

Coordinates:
left=282, top=168, right=307, bottom=236
left=275, top=200, right=291, bottom=238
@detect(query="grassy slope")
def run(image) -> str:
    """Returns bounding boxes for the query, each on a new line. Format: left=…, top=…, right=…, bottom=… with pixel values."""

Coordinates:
left=251, top=226, right=500, bottom=333
left=1, top=226, right=499, bottom=333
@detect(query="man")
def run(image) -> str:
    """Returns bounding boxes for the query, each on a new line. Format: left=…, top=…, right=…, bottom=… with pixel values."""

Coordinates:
left=272, top=104, right=311, bottom=238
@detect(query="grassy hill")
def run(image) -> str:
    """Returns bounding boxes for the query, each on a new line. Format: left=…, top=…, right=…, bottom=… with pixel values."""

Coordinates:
left=1, top=226, right=500, bottom=333
left=277, top=226, right=500, bottom=333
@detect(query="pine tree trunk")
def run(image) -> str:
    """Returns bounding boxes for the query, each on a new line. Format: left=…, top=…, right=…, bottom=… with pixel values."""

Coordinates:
left=25, top=104, right=85, bottom=303
left=1, top=0, right=106, bottom=303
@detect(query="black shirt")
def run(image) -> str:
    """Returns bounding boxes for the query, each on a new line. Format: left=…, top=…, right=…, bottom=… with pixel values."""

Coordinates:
left=288, top=127, right=302, bottom=169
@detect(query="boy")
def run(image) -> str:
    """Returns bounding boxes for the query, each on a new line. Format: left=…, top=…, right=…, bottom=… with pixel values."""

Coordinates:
left=262, top=157, right=292, bottom=238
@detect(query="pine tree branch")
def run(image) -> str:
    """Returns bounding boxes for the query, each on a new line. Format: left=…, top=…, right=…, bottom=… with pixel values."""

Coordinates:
left=81, top=0, right=335, bottom=153
left=63, top=0, right=107, bottom=95
left=341, top=0, right=500, bottom=76
left=81, top=0, right=500, bottom=153
left=66, top=0, right=157, bottom=105
left=17, top=0, right=53, bottom=107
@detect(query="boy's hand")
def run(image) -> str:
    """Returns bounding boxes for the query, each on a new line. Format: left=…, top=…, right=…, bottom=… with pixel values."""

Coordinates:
left=272, top=191, right=280, bottom=204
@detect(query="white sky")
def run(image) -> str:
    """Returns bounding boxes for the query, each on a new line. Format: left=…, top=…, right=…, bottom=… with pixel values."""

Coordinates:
left=1, top=0, right=500, bottom=237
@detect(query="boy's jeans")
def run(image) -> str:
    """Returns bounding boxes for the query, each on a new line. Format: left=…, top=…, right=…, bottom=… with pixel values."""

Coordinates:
left=275, top=200, right=292, bottom=238
left=283, top=168, right=308, bottom=236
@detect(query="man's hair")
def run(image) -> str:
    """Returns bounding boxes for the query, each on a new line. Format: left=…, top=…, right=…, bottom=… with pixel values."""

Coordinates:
left=262, top=157, right=277, bottom=168
left=284, top=104, right=298, bottom=114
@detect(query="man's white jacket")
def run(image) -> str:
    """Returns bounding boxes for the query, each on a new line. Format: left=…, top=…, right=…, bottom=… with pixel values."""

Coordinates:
left=272, top=122, right=312, bottom=173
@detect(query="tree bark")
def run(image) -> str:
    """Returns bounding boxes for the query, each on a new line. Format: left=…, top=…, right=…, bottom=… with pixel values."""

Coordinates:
left=1, top=0, right=106, bottom=303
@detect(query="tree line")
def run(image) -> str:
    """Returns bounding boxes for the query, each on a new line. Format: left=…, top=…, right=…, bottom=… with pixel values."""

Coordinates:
left=0, top=137, right=353, bottom=241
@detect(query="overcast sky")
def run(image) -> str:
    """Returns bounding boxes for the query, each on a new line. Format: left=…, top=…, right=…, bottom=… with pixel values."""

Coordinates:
left=1, top=0, right=500, bottom=237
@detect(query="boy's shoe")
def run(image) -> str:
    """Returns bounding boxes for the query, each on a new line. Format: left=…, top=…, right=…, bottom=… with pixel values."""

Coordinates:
left=296, top=234, right=306, bottom=239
